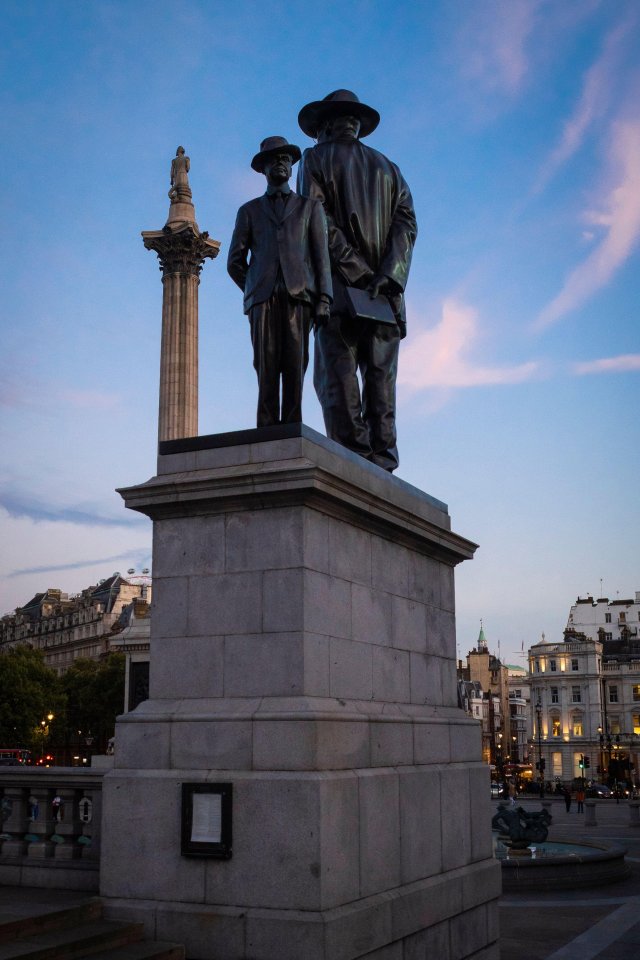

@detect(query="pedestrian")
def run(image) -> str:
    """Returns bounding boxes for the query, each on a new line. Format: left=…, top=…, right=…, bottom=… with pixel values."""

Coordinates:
left=508, top=780, right=517, bottom=807
left=576, top=785, right=585, bottom=813
left=563, top=785, right=572, bottom=813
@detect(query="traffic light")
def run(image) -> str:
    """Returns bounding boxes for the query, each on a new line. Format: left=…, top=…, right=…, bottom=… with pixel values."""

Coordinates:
left=584, top=757, right=590, bottom=769
left=579, top=755, right=584, bottom=769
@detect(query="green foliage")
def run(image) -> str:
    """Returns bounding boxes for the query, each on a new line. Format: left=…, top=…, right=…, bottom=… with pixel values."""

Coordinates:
left=61, top=653, right=125, bottom=750
left=0, top=647, right=65, bottom=750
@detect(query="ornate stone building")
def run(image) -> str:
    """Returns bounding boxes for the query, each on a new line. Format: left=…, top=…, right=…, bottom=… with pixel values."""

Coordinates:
left=0, top=573, right=151, bottom=681
left=528, top=590, right=640, bottom=786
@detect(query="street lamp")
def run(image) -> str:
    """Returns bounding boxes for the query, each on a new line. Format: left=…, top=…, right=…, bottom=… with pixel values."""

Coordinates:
left=598, top=725, right=612, bottom=784
left=536, top=697, right=545, bottom=799
left=39, top=712, right=54, bottom=765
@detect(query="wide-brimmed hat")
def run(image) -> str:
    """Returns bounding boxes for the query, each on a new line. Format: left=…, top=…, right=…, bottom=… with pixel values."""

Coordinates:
left=298, top=89, right=380, bottom=139
left=251, top=136, right=302, bottom=172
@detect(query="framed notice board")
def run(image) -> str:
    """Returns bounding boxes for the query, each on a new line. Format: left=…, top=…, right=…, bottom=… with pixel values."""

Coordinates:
left=181, top=783, right=232, bottom=859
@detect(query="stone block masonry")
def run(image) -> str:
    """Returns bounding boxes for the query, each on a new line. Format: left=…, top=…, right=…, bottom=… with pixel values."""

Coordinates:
left=101, top=424, right=499, bottom=959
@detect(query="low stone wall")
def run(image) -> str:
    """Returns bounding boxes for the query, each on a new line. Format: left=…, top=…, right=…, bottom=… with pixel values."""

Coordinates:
left=0, top=767, right=104, bottom=891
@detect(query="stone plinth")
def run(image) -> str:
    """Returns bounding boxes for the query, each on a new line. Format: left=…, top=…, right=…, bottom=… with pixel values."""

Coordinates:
left=101, top=425, right=500, bottom=960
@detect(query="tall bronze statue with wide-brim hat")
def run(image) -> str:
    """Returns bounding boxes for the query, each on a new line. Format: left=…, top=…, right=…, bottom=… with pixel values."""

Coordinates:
left=297, top=90, right=417, bottom=472
left=227, top=136, right=332, bottom=427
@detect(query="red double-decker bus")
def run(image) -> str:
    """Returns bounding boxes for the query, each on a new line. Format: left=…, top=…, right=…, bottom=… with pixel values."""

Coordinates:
left=0, top=748, right=32, bottom=766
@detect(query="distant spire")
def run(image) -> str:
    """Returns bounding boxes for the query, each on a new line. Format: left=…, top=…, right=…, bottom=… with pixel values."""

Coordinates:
left=478, top=620, right=488, bottom=651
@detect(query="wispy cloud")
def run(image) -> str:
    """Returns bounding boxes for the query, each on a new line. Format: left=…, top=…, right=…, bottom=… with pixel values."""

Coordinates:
left=57, top=389, right=122, bottom=411
left=461, top=0, right=541, bottom=97
left=0, top=378, right=121, bottom=413
left=0, top=494, right=146, bottom=528
left=535, top=119, right=640, bottom=330
left=399, top=298, right=539, bottom=392
left=533, top=17, right=632, bottom=192
left=8, top=549, right=152, bottom=579
left=572, top=354, right=640, bottom=376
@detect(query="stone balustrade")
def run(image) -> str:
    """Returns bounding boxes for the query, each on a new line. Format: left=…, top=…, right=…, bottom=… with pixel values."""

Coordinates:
left=0, top=767, right=104, bottom=891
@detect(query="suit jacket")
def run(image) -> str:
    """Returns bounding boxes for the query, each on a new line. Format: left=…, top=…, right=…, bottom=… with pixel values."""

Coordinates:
left=296, top=140, right=417, bottom=321
left=227, top=191, right=332, bottom=314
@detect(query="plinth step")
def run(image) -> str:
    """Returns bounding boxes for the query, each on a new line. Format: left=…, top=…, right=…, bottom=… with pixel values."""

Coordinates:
left=0, top=919, right=144, bottom=959
left=0, top=901, right=102, bottom=945
left=0, top=915, right=183, bottom=960
left=82, top=944, right=185, bottom=960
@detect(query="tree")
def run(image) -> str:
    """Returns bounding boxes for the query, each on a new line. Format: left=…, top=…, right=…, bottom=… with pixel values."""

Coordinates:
left=0, top=647, right=65, bottom=752
left=61, top=653, right=125, bottom=751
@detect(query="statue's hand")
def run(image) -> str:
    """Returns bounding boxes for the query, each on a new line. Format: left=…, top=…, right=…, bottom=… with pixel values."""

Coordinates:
left=315, top=300, right=331, bottom=326
left=367, top=274, right=390, bottom=299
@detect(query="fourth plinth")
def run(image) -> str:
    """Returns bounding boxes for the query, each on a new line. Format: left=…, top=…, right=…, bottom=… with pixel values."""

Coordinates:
left=101, top=425, right=500, bottom=960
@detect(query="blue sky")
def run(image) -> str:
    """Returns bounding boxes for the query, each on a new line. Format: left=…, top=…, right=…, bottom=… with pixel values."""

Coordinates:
left=1, top=0, right=639, bottom=667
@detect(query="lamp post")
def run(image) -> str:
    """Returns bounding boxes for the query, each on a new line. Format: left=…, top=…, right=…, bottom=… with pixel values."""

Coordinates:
left=39, top=712, right=54, bottom=765
left=598, top=725, right=612, bottom=784
left=536, top=697, right=545, bottom=799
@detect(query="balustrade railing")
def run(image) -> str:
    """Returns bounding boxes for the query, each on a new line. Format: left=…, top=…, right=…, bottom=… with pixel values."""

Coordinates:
left=0, top=767, right=104, bottom=890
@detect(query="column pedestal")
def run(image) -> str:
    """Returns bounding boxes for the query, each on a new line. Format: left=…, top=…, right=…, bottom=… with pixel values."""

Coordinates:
left=101, top=425, right=500, bottom=960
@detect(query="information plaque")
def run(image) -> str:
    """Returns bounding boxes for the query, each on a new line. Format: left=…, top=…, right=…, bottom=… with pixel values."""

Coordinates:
left=181, top=783, right=232, bottom=858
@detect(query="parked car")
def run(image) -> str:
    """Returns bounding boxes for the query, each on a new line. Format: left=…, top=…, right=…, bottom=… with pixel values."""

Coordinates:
left=490, top=782, right=505, bottom=798
left=586, top=783, right=612, bottom=799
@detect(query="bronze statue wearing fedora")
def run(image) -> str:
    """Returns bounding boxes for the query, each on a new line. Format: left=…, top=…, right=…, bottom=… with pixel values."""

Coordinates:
left=228, top=136, right=332, bottom=427
left=297, top=90, right=417, bottom=472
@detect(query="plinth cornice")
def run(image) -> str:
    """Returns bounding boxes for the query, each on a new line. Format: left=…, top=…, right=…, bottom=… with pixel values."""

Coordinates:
left=118, top=433, right=477, bottom=565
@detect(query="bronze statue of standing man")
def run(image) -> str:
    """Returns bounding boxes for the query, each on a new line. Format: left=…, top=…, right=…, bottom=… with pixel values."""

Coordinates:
left=228, top=137, right=332, bottom=427
left=297, top=90, right=417, bottom=472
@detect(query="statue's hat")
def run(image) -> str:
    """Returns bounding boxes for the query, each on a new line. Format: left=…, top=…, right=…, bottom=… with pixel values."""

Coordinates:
left=251, top=136, right=302, bottom=172
left=298, top=89, right=380, bottom=139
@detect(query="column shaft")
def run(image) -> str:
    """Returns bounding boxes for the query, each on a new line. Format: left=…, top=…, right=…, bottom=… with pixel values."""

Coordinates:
left=158, top=272, right=200, bottom=441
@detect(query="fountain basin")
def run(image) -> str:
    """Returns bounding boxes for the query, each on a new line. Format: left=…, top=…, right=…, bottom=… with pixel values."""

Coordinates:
left=494, top=836, right=629, bottom=890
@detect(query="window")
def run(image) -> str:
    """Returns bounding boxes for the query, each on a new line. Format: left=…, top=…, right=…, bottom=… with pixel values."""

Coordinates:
left=571, top=686, right=581, bottom=703
left=633, top=714, right=640, bottom=735
left=550, top=659, right=557, bottom=672
left=514, top=689, right=522, bottom=698
left=535, top=661, right=540, bottom=673
left=552, top=717, right=561, bottom=737
left=633, top=685, right=640, bottom=702
left=572, top=716, right=583, bottom=736
left=605, top=613, right=612, bottom=623
left=552, top=752, right=563, bottom=777
left=609, top=686, right=619, bottom=703
left=571, top=659, right=579, bottom=671
left=610, top=717, right=621, bottom=735
left=620, top=613, right=626, bottom=623
left=605, top=632, right=612, bottom=642
left=551, top=686, right=559, bottom=704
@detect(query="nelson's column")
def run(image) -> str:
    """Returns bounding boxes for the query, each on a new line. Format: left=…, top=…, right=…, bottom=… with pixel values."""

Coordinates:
left=142, top=146, right=220, bottom=441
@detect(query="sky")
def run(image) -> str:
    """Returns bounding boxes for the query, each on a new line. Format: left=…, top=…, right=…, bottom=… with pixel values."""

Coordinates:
left=1, top=0, right=639, bottom=668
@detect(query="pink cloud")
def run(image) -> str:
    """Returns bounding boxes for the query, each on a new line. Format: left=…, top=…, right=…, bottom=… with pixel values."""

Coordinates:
left=535, top=119, right=640, bottom=329
left=462, top=0, right=541, bottom=96
left=399, top=298, right=538, bottom=392
left=534, top=17, right=631, bottom=192
left=572, top=354, right=640, bottom=375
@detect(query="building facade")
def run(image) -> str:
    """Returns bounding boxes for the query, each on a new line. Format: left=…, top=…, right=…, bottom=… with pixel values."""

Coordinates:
left=528, top=591, right=640, bottom=786
left=0, top=573, right=151, bottom=679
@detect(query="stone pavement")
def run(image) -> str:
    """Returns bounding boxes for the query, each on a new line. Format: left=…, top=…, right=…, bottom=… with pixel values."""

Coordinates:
left=498, top=796, right=640, bottom=959
left=1, top=798, right=640, bottom=959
